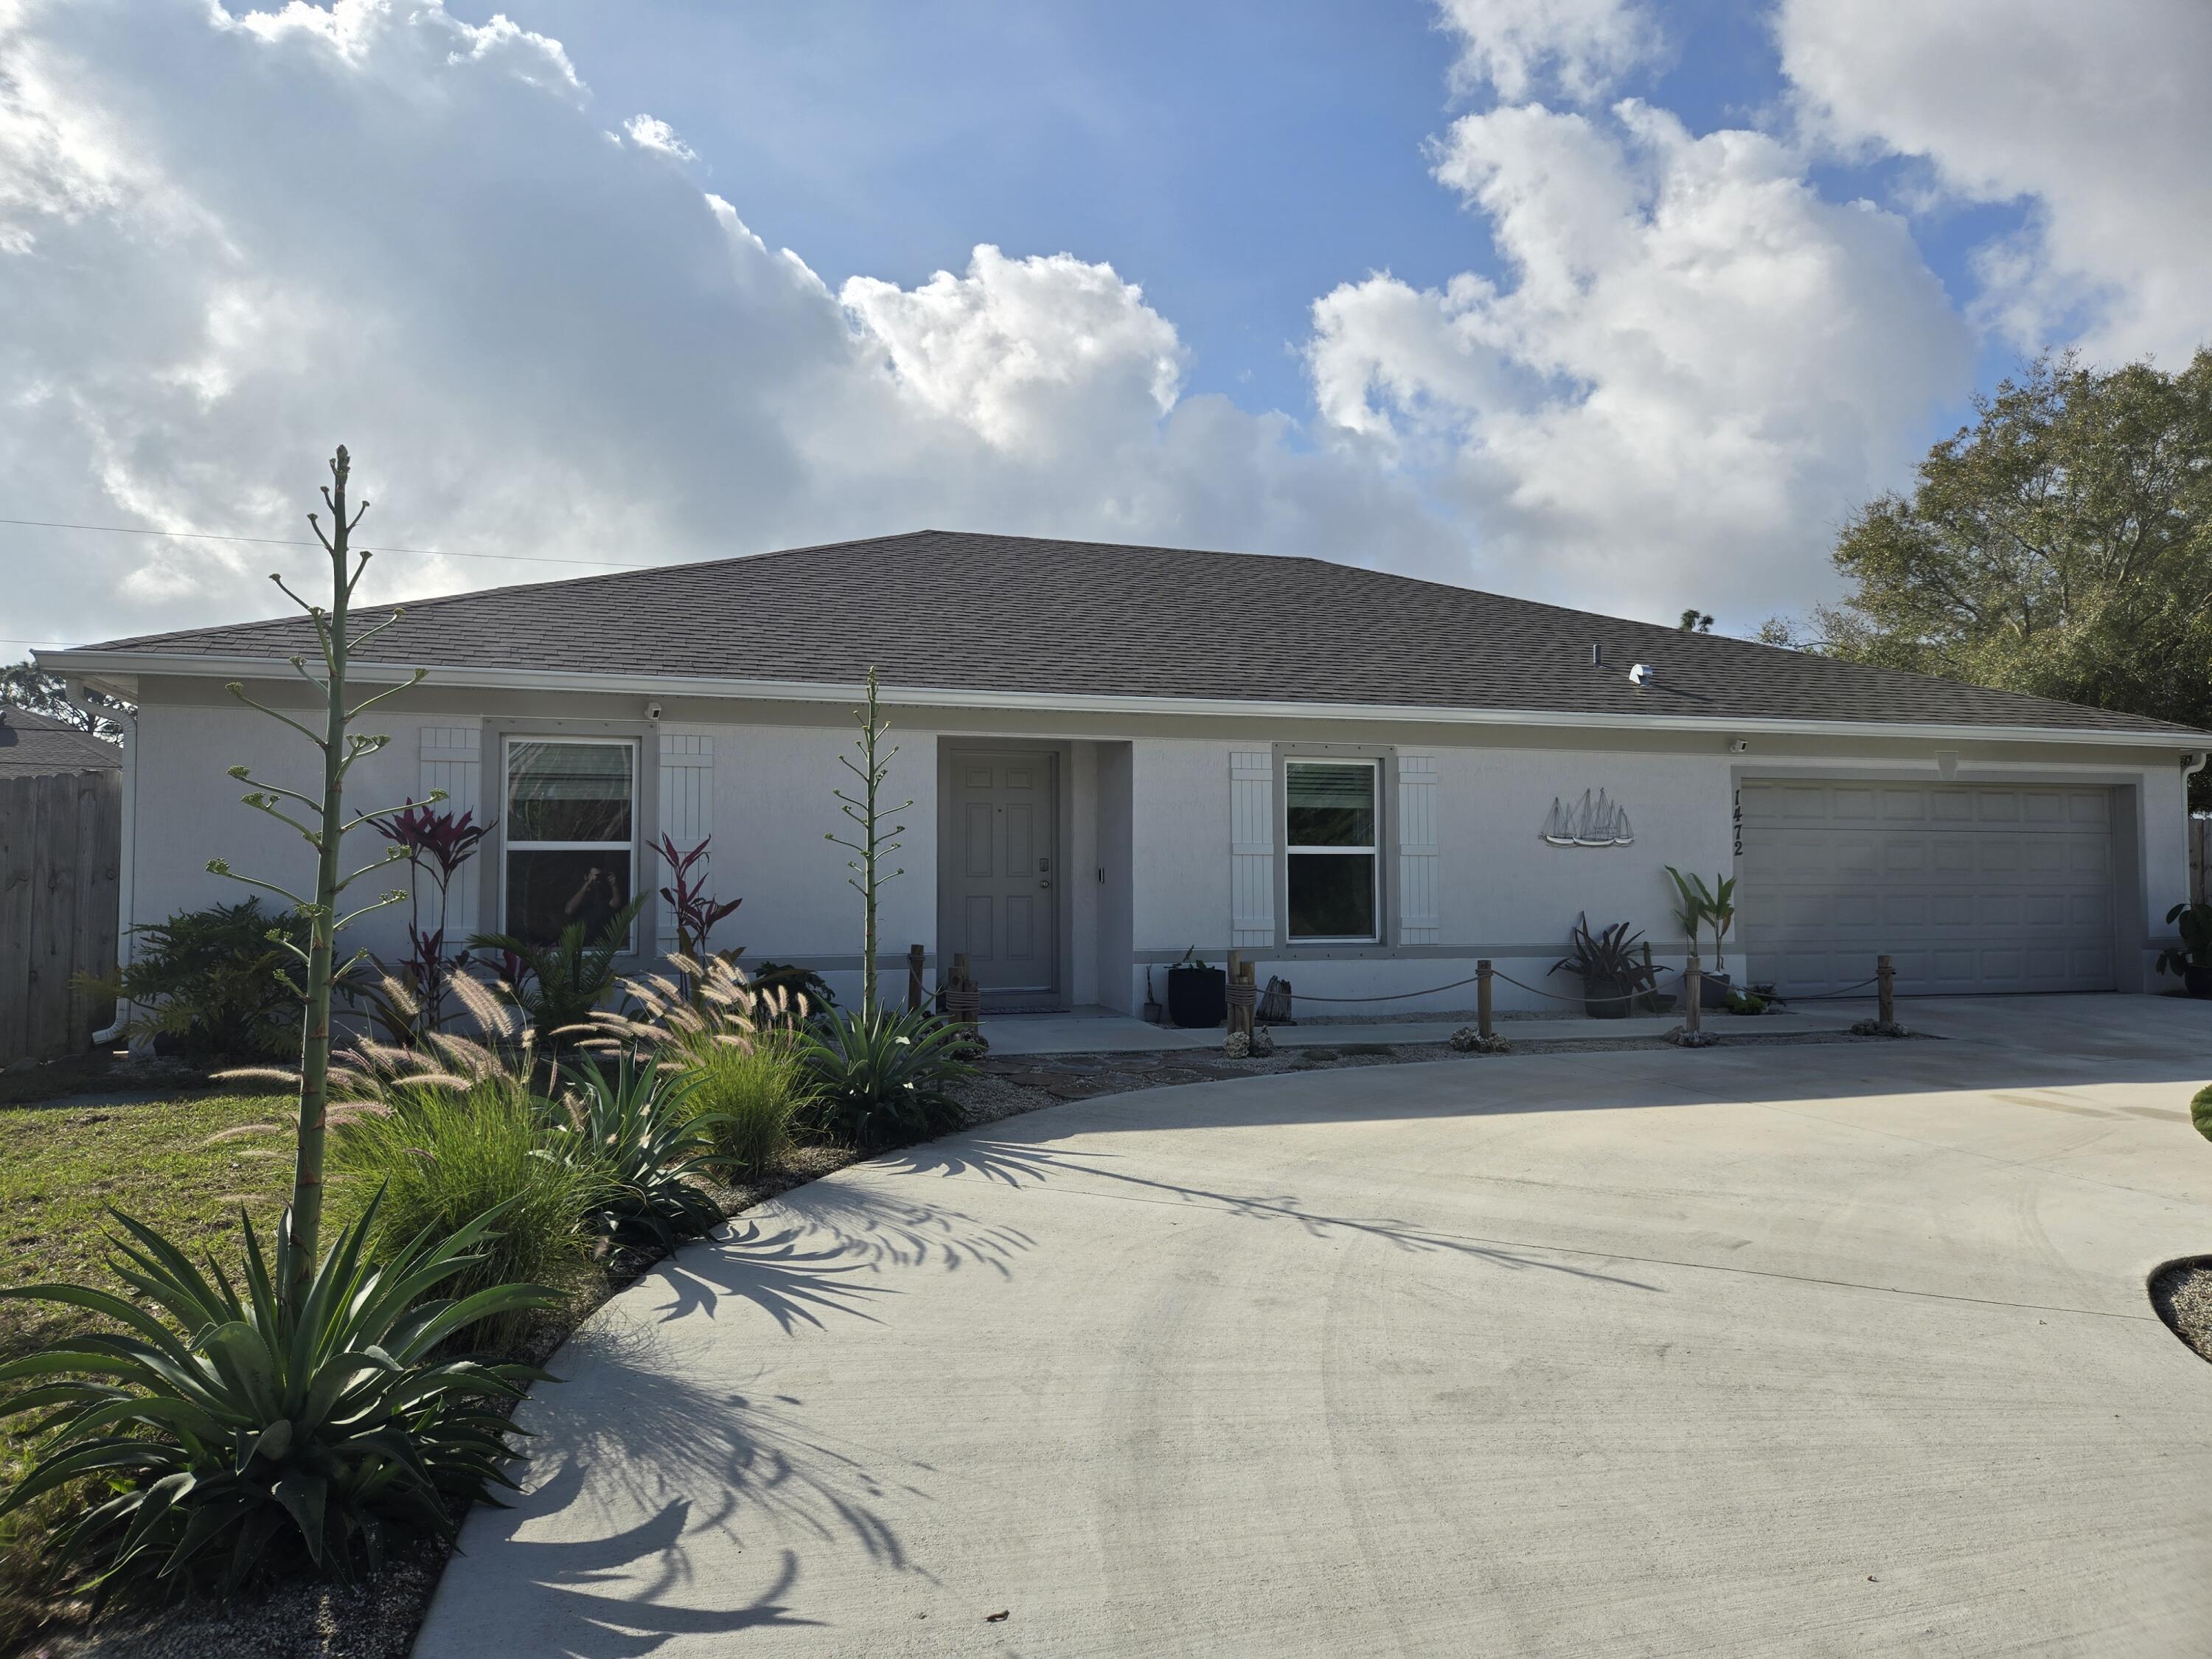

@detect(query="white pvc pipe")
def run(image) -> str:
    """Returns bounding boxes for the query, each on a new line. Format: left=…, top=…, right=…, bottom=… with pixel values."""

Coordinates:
left=90, top=697, right=139, bottom=1046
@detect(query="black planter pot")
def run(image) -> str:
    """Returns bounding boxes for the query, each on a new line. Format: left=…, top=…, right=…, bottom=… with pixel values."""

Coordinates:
left=1582, top=976, right=1634, bottom=1019
left=2187, top=965, right=2212, bottom=1000
left=1698, top=971, right=1735, bottom=1009
left=1166, top=965, right=1228, bottom=1029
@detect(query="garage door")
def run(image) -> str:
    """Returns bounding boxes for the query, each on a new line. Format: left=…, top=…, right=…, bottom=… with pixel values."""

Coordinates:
left=1736, top=781, right=2115, bottom=997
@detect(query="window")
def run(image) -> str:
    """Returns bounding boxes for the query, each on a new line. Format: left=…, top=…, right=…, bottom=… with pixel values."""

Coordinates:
left=1285, top=758, right=1379, bottom=942
left=503, top=738, right=637, bottom=949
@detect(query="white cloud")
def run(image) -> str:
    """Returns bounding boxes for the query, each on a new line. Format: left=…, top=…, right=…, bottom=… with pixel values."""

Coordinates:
left=1309, top=100, right=1973, bottom=617
left=0, top=0, right=1458, bottom=650
left=1433, top=0, right=1658, bottom=105
left=1778, top=0, right=2212, bottom=365
left=842, top=246, right=1186, bottom=456
left=620, top=114, right=695, bottom=161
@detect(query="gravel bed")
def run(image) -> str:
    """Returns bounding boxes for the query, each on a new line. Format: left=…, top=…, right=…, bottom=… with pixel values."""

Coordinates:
left=2150, top=1259, right=2212, bottom=1364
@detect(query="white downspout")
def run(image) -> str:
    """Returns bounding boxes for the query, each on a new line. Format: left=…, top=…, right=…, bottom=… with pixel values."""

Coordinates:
left=2185, top=752, right=2209, bottom=907
left=91, top=700, right=139, bottom=1046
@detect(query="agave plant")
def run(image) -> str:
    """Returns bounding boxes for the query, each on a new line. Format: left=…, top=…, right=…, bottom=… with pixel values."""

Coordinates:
left=798, top=1004, right=975, bottom=1150
left=544, top=1054, right=723, bottom=1250
left=0, top=1197, right=554, bottom=1596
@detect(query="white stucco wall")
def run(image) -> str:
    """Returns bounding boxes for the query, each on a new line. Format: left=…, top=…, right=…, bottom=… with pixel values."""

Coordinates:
left=114, top=679, right=2198, bottom=1026
left=696, top=721, right=937, bottom=1010
left=129, top=698, right=430, bottom=964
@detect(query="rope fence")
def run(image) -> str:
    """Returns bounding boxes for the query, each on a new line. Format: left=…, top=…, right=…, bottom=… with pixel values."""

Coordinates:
left=899, top=941, right=1907, bottom=1048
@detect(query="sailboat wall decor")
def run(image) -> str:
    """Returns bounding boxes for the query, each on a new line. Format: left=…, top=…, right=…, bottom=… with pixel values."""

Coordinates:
left=1540, top=789, right=1635, bottom=848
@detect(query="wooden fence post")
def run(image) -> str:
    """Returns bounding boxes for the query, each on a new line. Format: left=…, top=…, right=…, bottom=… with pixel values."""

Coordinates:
left=1476, top=959, right=1494, bottom=1043
left=907, top=943, right=925, bottom=1012
left=1877, top=954, right=1895, bottom=1028
left=945, top=951, right=979, bottom=1028
left=1683, top=953, right=1703, bottom=1037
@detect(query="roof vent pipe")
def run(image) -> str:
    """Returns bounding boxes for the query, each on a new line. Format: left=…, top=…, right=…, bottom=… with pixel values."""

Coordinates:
left=1590, top=643, right=1604, bottom=667
left=1628, top=663, right=1655, bottom=686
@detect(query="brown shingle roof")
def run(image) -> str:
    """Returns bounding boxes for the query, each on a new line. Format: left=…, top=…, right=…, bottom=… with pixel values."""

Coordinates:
left=0, top=708, right=122, bottom=777
left=68, top=529, right=2207, bottom=737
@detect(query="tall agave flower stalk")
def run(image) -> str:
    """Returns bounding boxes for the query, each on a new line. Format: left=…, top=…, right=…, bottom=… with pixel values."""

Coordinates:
left=205, top=445, right=430, bottom=1305
left=826, top=669, right=908, bottom=1024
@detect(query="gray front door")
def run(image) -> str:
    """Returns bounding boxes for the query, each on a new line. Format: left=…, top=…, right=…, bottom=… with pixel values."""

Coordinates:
left=945, top=750, right=1058, bottom=994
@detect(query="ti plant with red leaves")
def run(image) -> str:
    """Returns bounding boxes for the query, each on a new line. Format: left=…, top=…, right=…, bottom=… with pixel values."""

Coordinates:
left=654, top=833, right=743, bottom=966
left=364, top=799, right=494, bottom=1045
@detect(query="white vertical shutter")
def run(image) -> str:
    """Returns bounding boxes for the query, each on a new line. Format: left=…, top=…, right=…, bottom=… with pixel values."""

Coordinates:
left=656, top=734, right=714, bottom=953
left=1397, top=754, right=1440, bottom=945
left=419, top=727, right=483, bottom=935
left=1230, top=750, right=1275, bottom=948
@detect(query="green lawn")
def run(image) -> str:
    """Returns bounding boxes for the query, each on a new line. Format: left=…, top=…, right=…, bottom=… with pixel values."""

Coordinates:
left=0, top=1092, right=313, bottom=1368
left=0, top=1090, right=336, bottom=1648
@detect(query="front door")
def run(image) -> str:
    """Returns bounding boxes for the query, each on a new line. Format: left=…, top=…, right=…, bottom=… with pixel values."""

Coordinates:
left=945, top=750, right=1058, bottom=995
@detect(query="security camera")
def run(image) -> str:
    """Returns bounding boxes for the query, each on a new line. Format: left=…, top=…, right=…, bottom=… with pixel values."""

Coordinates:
left=1729, top=738, right=1750, bottom=754
left=645, top=700, right=664, bottom=721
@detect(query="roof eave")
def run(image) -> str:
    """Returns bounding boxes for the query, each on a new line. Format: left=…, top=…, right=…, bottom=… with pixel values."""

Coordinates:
left=35, top=647, right=2208, bottom=751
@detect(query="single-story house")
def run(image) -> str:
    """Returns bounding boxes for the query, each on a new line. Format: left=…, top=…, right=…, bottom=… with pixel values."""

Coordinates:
left=39, top=530, right=2211, bottom=1018
left=0, top=707, right=123, bottom=779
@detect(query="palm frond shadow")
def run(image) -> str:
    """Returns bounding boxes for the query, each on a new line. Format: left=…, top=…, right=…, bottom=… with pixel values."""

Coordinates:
left=453, top=1332, right=936, bottom=1653
left=449, top=1478, right=815, bottom=1658
left=886, top=1136, right=1662, bottom=1291
left=766, top=1179, right=1036, bottom=1275
left=653, top=1219, right=897, bottom=1335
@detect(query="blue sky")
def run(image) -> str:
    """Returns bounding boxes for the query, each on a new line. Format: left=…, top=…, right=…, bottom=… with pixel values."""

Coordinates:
left=498, top=0, right=2025, bottom=431
left=1, top=0, right=2205, bottom=650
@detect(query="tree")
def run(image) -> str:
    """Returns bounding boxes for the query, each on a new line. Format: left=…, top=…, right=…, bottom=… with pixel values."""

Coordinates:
left=1, top=659, right=133, bottom=740
left=824, top=668, right=908, bottom=1023
left=209, top=444, right=427, bottom=1298
left=1806, top=349, right=2212, bottom=795
left=1677, top=610, right=1713, bottom=633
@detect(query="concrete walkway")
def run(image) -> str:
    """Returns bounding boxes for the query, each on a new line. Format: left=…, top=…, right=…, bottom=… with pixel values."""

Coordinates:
left=416, top=995, right=2212, bottom=1656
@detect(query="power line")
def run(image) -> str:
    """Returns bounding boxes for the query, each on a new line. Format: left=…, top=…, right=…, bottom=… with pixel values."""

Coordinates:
left=0, top=516, right=661, bottom=570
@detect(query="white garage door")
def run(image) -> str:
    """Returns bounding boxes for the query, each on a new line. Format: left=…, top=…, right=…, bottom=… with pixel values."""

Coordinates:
left=1736, top=781, right=2116, bottom=997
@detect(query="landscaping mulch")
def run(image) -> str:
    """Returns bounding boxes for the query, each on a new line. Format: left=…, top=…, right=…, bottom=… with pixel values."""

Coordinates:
left=2149, top=1258, right=2212, bottom=1365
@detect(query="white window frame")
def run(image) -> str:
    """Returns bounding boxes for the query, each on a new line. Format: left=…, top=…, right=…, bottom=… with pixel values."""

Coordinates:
left=1284, top=757, right=1382, bottom=945
left=501, top=735, right=641, bottom=953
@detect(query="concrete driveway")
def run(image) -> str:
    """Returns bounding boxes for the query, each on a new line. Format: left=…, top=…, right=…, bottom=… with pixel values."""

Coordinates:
left=414, top=997, right=2212, bottom=1657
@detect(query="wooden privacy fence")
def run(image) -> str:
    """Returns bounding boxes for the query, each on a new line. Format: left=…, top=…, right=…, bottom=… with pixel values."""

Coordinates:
left=0, top=769, right=121, bottom=1066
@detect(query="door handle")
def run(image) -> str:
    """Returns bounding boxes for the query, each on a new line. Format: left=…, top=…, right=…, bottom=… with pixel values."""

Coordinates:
left=1039, top=878, right=1053, bottom=888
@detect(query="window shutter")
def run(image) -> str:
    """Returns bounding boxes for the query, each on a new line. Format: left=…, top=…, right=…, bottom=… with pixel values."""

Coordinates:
left=1397, top=754, right=1439, bottom=945
left=1230, top=750, right=1275, bottom=947
left=419, top=727, right=482, bottom=935
left=656, top=734, right=714, bottom=953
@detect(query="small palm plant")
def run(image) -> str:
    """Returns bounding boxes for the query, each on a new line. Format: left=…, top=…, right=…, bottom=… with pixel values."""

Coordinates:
left=1663, top=867, right=1738, bottom=975
left=470, top=894, right=647, bottom=1051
